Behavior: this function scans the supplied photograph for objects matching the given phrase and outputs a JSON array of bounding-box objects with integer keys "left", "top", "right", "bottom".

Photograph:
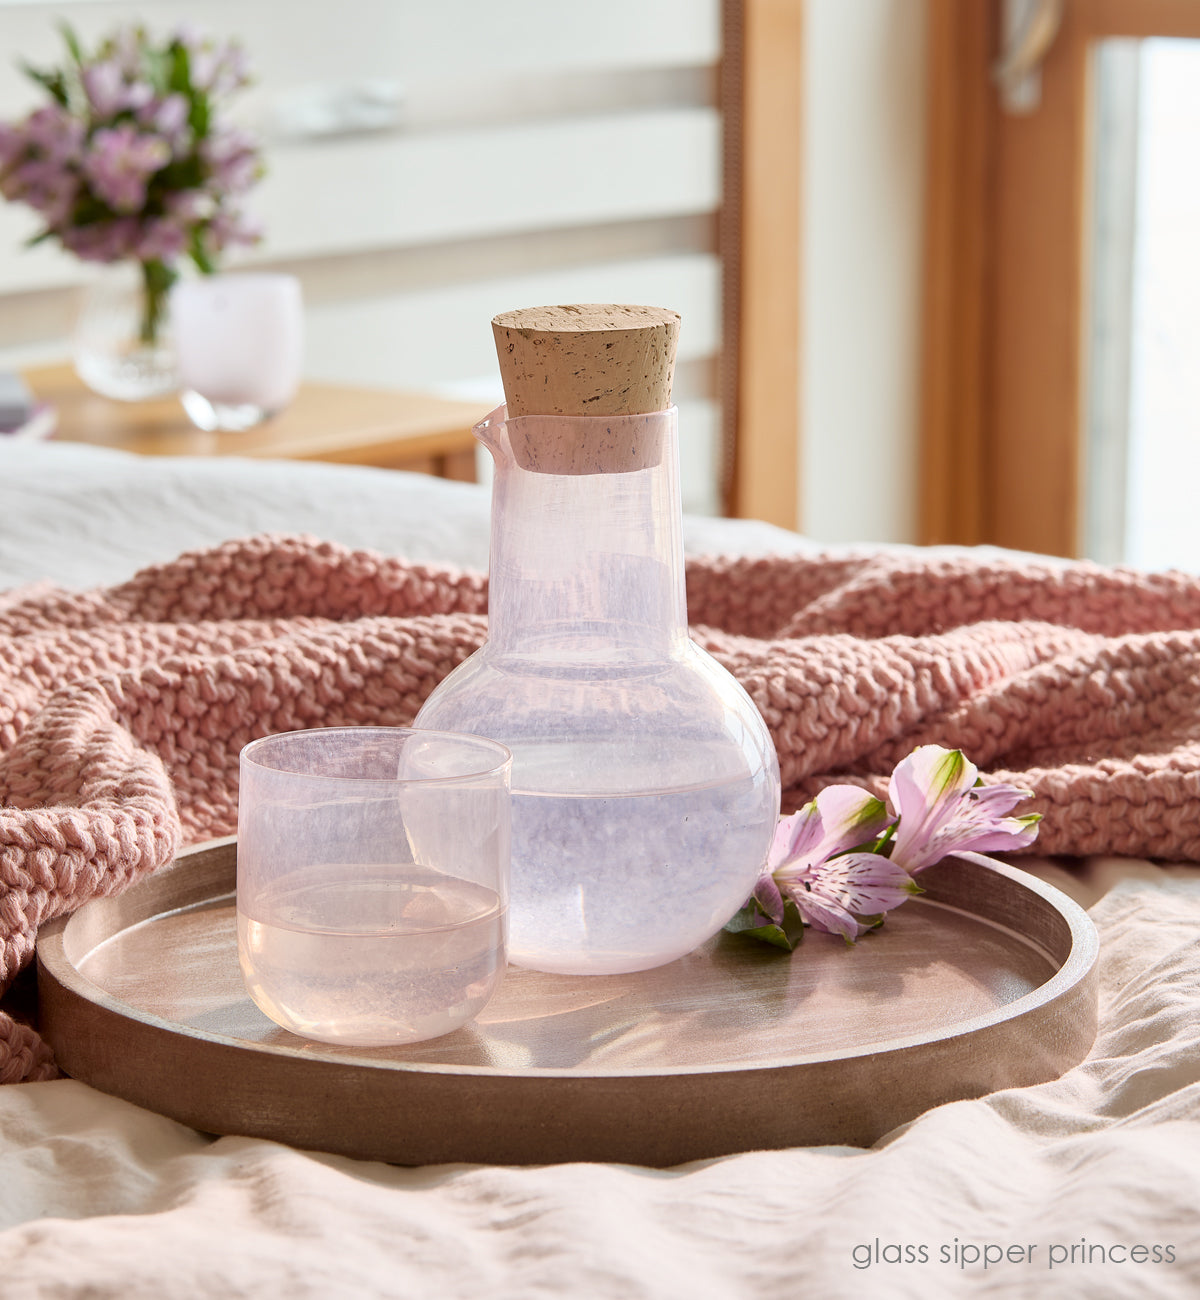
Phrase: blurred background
[{"left": 1, "top": 0, "right": 1197, "bottom": 569}]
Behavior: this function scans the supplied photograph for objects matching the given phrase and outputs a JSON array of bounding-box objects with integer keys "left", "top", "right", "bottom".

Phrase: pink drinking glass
[{"left": 237, "top": 726, "right": 512, "bottom": 1046}]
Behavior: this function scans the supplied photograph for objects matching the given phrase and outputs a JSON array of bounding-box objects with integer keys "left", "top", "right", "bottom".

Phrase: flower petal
[
  {"left": 808, "top": 785, "right": 893, "bottom": 859},
  {"left": 889, "top": 745, "right": 979, "bottom": 871},
  {"left": 769, "top": 786, "right": 893, "bottom": 880},
  {"left": 963, "top": 782, "right": 1035, "bottom": 818},
  {"left": 785, "top": 887, "right": 862, "bottom": 943},
  {"left": 781, "top": 852, "right": 919, "bottom": 943},
  {"left": 914, "top": 811, "right": 1043, "bottom": 865},
  {"left": 752, "top": 870, "right": 785, "bottom": 924},
  {"left": 807, "top": 852, "right": 922, "bottom": 915},
  {"left": 767, "top": 800, "right": 823, "bottom": 872}
]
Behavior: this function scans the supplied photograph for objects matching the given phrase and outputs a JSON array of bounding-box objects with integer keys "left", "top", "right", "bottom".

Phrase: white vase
[{"left": 72, "top": 262, "right": 178, "bottom": 401}]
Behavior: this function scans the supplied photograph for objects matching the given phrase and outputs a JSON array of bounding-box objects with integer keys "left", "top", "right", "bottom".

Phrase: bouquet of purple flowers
[{"left": 0, "top": 23, "right": 263, "bottom": 345}]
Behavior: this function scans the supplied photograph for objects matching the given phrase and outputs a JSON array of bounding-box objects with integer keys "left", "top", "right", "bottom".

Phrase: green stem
[
  {"left": 138, "top": 258, "right": 177, "bottom": 347},
  {"left": 871, "top": 822, "right": 897, "bottom": 855}
]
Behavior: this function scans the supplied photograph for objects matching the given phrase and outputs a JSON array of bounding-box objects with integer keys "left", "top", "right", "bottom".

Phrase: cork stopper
[{"left": 491, "top": 304, "right": 680, "bottom": 474}]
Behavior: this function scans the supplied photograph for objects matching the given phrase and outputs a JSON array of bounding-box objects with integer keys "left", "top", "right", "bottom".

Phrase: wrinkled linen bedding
[
  {"left": 0, "top": 860, "right": 1197, "bottom": 1299},
  {"left": 0, "top": 442, "right": 1197, "bottom": 1297}
]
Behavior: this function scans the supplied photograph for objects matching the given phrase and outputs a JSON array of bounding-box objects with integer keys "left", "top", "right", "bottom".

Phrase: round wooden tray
[{"left": 36, "top": 838, "right": 1098, "bottom": 1166}]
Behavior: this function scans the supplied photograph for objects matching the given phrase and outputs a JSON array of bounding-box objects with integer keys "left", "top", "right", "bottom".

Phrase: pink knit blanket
[{"left": 4, "top": 534, "right": 1200, "bottom": 1084}]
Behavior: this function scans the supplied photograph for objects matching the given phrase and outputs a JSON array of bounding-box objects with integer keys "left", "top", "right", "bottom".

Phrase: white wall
[{"left": 800, "top": 0, "right": 927, "bottom": 544}]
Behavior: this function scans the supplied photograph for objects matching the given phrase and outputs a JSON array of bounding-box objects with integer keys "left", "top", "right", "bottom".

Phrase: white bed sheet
[
  {"left": 1, "top": 441, "right": 1197, "bottom": 1298},
  {"left": 0, "top": 441, "right": 818, "bottom": 590},
  {"left": 0, "top": 861, "right": 1196, "bottom": 1299}
]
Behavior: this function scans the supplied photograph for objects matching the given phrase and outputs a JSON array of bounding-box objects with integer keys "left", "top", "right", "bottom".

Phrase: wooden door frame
[
  {"left": 921, "top": 0, "right": 1200, "bottom": 557},
  {"left": 721, "top": 0, "right": 803, "bottom": 528}
]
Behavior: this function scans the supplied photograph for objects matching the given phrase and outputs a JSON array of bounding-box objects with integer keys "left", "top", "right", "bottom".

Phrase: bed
[{"left": 1, "top": 438, "right": 1198, "bottom": 1298}]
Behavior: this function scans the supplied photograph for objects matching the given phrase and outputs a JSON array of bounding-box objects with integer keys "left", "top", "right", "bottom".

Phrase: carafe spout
[{"left": 473, "top": 404, "right": 511, "bottom": 466}]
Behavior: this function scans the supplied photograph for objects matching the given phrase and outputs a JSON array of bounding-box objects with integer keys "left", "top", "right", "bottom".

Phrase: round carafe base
[
  {"left": 417, "top": 656, "right": 781, "bottom": 978},
  {"left": 508, "top": 946, "right": 705, "bottom": 978},
  {"left": 497, "top": 767, "right": 778, "bottom": 976}
]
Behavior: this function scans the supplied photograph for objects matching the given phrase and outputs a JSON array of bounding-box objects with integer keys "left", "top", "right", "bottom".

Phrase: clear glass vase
[
  {"left": 415, "top": 405, "right": 781, "bottom": 975},
  {"left": 72, "top": 261, "right": 178, "bottom": 401}
]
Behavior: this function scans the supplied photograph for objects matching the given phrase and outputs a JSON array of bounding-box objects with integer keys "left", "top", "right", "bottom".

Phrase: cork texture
[{"left": 491, "top": 304, "right": 680, "bottom": 473}]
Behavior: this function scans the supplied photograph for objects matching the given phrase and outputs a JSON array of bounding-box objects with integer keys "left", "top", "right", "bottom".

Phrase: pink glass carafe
[{"left": 414, "top": 306, "right": 780, "bottom": 974}]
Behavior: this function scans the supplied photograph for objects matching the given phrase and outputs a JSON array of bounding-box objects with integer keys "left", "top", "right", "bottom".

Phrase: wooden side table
[{"left": 23, "top": 364, "right": 493, "bottom": 481}]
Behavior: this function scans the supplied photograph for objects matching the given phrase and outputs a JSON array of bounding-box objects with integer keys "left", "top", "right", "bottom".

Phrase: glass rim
[
  {"left": 239, "top": 726, "right": 512, "bottom": 786},
  {"left": 173, "top": 271, "right": 300, "bottom": 292}
]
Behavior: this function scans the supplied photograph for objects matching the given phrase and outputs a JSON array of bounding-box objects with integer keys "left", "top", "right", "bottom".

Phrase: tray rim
[{"left": 37, "top": 837, "right": 1099, "bottom": 1079}]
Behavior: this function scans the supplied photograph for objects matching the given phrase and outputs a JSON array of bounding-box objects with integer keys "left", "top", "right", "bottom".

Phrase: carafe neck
[{"left": 478, "top": 406, "right": 688, "bottom": 661}]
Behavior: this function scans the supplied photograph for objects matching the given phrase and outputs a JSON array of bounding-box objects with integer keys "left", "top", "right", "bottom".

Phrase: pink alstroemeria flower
[
  {"left": 757, "top": 786, "right": 920, "bottom": 944},
  {"left": 82, "top": 60, "right": 131, "bottom": 117},
  {"left": 83, "top": 124, "right": 171, "bottom": 213},
  {"left": 888, "top": 745, "right": 1041, "bottom": 873}
]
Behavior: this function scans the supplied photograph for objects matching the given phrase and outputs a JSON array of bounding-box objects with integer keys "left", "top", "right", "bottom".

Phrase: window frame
[
  {"left": 722, "top": 0, "right": 803, "bottom": 526},
  {"left": 919, "top": 0, "right": 1200, "bottom": 557}
]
